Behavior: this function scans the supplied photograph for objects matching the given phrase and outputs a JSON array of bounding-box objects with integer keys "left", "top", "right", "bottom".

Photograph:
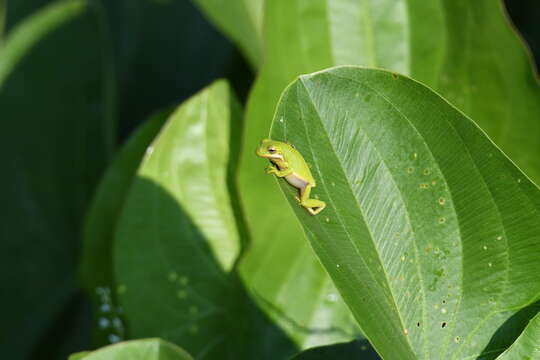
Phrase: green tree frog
[{"left": 256, "top": 139, "right": 326, "bottom": 215}]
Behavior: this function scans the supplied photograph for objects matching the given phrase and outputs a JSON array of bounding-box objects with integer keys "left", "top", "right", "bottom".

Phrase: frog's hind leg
[{"left": 299, "top": 185, "right": 326, "bottom": 215}]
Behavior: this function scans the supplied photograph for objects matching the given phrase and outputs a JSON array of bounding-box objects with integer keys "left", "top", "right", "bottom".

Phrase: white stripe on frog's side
[{"left": 285, "top": 173, "right": 309, "bottom": 189}]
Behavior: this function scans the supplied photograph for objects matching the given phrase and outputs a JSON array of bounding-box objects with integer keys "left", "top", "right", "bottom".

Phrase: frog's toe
[{"left": 302, "top": 200, "right": 326, "bottom": 215}]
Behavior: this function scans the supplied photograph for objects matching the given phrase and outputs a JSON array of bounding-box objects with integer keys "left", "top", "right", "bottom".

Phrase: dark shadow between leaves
[
  {"left": 29, "top": 289, "right": 93, "bottom": 360},
  {"left": 290, "top": 339, "right": 381, "bottom": 360},
  {"left": 0, "top": 6, "right": 112, "bottom": 359},
  {"left": 478, "top": 300, "right": 540, "bottom": 360}
]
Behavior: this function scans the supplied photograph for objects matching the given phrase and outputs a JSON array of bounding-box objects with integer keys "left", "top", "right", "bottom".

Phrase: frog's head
[{"left": 256, "top": 139, "right": 284, "bottom": 160}]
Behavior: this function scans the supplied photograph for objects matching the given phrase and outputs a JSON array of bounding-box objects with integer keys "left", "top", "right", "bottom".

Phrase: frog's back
[{"left": 281, "top": 143, "right": 316, "bottom": 185}]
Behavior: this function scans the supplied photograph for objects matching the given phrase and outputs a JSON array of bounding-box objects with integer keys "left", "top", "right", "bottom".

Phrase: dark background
[{"left": 1, "top": 0, "right": 538, "bottom": 359}]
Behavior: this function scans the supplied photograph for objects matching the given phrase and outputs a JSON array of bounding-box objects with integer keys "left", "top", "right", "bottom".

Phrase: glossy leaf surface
[
  {"left": 0, "top": 1, "right": 113, "bottom": 357},
  {"left": 71, "top": 338, "right": 193, "bottom": 360},
  {"left": 237, "top": 0, "right": 540, "bottom": 350},
  {"left": 270, "top": 66, "right": 540, "bottom": 360},
  {"left": 114, "top": 80, "right": 296, "bottom": 358},
  {"left": 192, "top": 0, "right": 263, "bottom": 68},
  {"left": 496, "top": 312, "right": 540, "bottom": 360},
  {"left": 237, "top": 0, "right": 366, "bottom": 347},
  {"left": 114, "top": 81, "right": 238, "bottom": 353}
]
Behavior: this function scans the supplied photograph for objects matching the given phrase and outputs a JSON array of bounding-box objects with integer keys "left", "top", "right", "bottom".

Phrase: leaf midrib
[
  {"left": 325, "top": 71, "right": 515, "bottom": 358},
  {"left": 336, "top": 70, "right": 540, "bottom": 359},
  {"left": 301, "top": 74, "right": 461, "bottom": 358},
  {"left": 297, "top": 78, "right": 418, "bottom": 359}
]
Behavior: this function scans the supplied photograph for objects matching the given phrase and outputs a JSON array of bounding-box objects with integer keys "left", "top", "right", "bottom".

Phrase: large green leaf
[
  {"left": 237, "top": 0, "right": 540, "bottom": 350},
  {"left": 70, "top": 338, "right": 193, "bottom": 360},
  {"left": 192, "top": 0, "right": 263, "bottom": 69},
  {"left": 496, "top": 311, "right": 540, "bottom": 360},
  {"left": 80, "top": 110, "right": 169, "bottom": 346},
  {"left": 114, "top": 80, "right": 296, "bottom": 358},
  {"left": 238, "top": 0, "right": 399, "bottom": 347},
  {"left": 0, "top": 0, "right": 114, "bottom": 357},
  {"left": 269, "top": 66, "right": 540, "bottom": 359},
  {"left": 114, "top": 80, "right": 238, "bottom": 353}
]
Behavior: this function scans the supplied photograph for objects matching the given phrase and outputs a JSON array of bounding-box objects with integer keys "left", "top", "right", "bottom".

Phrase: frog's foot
[
  {"left": 307, "top": 207, "right": 324, "bottom": 216},
  {"left": 266, "top": 165, "right": 278, "bottom": 175},
  {"left": 295, "top": 196, "right": 301, "bottom": 204},
  {"left": 301, "top": 199, "right": 326, "bottom": 216}
]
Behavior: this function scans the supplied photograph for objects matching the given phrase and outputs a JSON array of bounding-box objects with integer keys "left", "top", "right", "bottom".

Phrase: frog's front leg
[
  {"left": 299, "top": 184, "right": 326, "bottom": 215},
  {"left": 266, "top": 164, "right": 292, "bottom": 177}
]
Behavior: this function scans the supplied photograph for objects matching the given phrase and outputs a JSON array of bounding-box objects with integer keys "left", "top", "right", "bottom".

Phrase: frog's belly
[{"left": 285, "top": 173, "right": 307, "bottom": 189}]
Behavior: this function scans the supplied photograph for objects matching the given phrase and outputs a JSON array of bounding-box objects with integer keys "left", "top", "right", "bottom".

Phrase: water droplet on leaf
[
  {"left": 99, "top": 317, "right": 110, "bottom": 329},
  {"left": 109, "top": 334, "right": 121, "bottom": 343}
]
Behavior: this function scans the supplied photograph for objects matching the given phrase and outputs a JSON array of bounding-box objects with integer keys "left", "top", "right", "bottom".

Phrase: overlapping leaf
[
  {"left": 114, "top": 80, "right": 296, "bottom": 359},
  {"left": 496, "top": 311, "right": 540, "bottom": 360},
  {"left": 69, "top": 338, "right": 193, "bottom": 360},
  {"left": 271, "top": 66, "right": 540, "bottom": 360},
  {"left": 238, "top": 0, "right": 374, "bottom": 347},
  {"left": 114, "top": 81, "right": 239, "bottom": 356},
  {"left": 233, "top": 0, "right": 540, "bottom": 350}
]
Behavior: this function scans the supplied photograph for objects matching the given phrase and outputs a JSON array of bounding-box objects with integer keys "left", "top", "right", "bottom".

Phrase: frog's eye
[{"left": 268, "top": 146, "right": 277, "bottom": 153}]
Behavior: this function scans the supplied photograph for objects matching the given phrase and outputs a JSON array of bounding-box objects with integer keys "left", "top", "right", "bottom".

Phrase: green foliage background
[{"left": 1, "top": 0, "right": 539, "bottom": 359}]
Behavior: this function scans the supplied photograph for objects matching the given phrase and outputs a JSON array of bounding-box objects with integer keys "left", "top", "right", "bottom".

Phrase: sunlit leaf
[
  {"left": 237, "top": 0, "right": 540, "bottom": 350},
  {"left": 114, "top": 80, "right": 238, "bottom": 354},
  {"left": 69, "top": 351, "right": 91, "bottom": 360},
  {"left": 114, "top": 80, "right": 296, "bottom": 358},
  {"left": 70, "top": 338, "right": 193, "bottom": 360},
  {"left": 270, "top": 66, "right": 540, "bottom": 360}
]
